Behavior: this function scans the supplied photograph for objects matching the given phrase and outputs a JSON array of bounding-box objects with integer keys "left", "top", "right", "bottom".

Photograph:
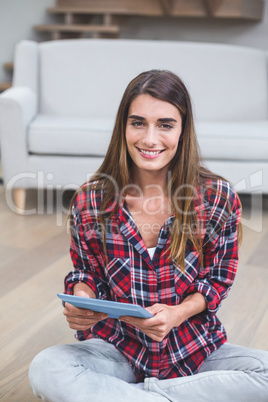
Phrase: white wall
[
  {"left": 0, "top": 0, "right": 55, "bottom": 83},
  {"left": 120, "top": 1, "right": 268, "bottom": 49},
  {"left": 0, "top": 0, "right": 267, "bottom": 83}
]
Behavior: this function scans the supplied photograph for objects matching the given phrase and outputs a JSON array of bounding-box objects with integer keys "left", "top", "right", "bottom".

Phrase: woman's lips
[{"left": 137, "top": 147, "right": 165, "bottom": 159}]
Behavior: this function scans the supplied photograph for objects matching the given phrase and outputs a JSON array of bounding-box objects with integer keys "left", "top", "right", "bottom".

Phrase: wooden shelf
[
  {"left": 0, "top": 82, "right": 12, "bottom": 92},
  {"left": 55, "top": 0, "right": 164, "bottom": 15},
  {"left": 171, "top": 0, "right": 264, "bottom": 20},
  {"left": 54, "top": 0, "right": 264, "bottom": 20},
  {"left": 47, "top": 6, "right": 162, "bottom": 16},
  {"left": 34, "top": 24, "right": 120, "bottom": 33},
  {"left": 34, "top": 24, "right": 120, "bottom": 39},
  {"left": 4, "top": 62, "right": 14, "bottom": 71}
]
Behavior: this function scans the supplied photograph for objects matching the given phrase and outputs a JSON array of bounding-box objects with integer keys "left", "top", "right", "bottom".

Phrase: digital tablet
[{"left": 57, "top": 293, "right": 154, "bottom": 319}]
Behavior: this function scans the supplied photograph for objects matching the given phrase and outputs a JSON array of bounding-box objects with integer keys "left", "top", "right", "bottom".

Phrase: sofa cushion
[
  {"left": 196, "top": 121, "right": 268, "bottom": 160},
  {"left": 28, "top": 116, "right": 268, "bottom": 161},
  {"left": 38, "top": 39, "right": 268, "bottom": 121},
  {"left": 28, "top": 115, "right": 114, "bottom": 156}
]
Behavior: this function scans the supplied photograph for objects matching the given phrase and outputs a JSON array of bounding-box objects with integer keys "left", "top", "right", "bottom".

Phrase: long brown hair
[{"left": 70, "top": 70, "right": 242, "bottom": 270}]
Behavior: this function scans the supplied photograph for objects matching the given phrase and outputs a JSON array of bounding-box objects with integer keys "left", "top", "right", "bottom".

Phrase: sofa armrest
[
  {"left": 0, "top": 86, "right": 37, "bottom": 182},
  {"left": 0, "top": 86, "right": 37, "bottom": 125},
  {"left": 13, "top": 40, "right": 39, "bottom": 92}
]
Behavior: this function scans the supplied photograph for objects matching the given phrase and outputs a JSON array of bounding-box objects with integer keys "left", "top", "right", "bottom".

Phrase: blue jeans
[{"left": 29, "top": 339, "right": 268, "bottom": 402}]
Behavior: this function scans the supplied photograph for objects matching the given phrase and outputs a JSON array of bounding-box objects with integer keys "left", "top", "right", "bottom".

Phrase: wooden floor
[{"left": 0, "top": 185, "right": 267, "bottom": 400}]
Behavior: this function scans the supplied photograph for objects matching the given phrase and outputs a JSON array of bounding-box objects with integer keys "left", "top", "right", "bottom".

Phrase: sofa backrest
[{"left": 14, "top": 39, "right": 268, "bottom": 121}]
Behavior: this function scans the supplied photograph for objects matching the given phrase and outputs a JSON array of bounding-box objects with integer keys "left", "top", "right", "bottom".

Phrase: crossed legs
[{"left": 29, "top": 340, "right": 268, "bottom": 402}]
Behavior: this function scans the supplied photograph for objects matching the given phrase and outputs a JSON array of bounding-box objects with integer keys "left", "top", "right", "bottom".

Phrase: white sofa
[{"left": 0, "top": 38, "right": 267, "bottom": 210}]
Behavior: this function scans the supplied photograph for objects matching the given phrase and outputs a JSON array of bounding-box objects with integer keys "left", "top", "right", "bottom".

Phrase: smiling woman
[
  {"left": 92, "top": 70, "right": 207, "bottom": 268},
  {"left": 125, "top": 94, "right": 183, "bottom": 249},
  {"left": 28, "top": 70, "right": 268, "bottom": 402},
  {"left": 126, "top": 94, "right": 182, "bottom": 170}
]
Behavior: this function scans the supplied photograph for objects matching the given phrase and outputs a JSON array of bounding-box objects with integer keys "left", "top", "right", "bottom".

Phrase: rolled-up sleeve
[
  {"left": 187, "top": 184, "right": 241, "bottom": 323},
  {"left": 64, "top": 203, "right": 109, "bottom": 300}
]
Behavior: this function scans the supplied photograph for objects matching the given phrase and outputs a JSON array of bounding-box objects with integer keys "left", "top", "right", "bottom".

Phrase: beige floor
[{"left": 0, "top": 185, "right": 267, "bottom": 400}]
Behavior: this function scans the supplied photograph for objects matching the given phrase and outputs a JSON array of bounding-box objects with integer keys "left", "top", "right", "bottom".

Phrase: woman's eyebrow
[
  {"left": 158, "top": 118, "right": 177, "bottom": 123},
  {"left": 128, "top": 115, "right": 177, "bottom": 123},
  {"left": 128, "top": 115, "right": 145, "bottom": 120}
]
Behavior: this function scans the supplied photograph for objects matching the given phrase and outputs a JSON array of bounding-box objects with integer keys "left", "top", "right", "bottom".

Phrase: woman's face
[{"left": 126, "top": 94, "right": 182, "bottom": 175}]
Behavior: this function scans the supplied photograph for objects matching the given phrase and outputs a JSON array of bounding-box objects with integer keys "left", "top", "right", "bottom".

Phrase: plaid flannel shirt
[{"left": 65, "top": 178, "right": 241, "bottom": 381}]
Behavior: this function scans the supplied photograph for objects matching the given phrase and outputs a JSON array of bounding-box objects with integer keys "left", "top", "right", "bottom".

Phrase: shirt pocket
[
  {"left": 173, "top": 266, "right": 192, "bottom": 298},
  {"left": 173, "top": 249, "right": 201, "bottom": 296},
  {"left": 105, "top": 258, "right": 132, "bottom": 300}
]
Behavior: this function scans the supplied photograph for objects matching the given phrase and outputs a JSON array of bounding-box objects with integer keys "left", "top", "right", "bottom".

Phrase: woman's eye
[
  {"left": 160, "top": 123, "right": 173, "bottom": 129},
  {"left": 131, "top": 121, "right": 144, "bottom": 127}
]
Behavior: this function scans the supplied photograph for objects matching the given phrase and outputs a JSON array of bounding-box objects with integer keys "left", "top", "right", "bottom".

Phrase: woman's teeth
[{"left": 140, "top": 149, "right": 162, "bottom": 155}]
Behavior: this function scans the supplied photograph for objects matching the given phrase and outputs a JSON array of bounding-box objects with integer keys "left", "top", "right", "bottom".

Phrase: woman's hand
[
  {"left": 63, "top": 284, "right": 108, "bottom": 331},
  {"left": 119, "top": 294, "right": 207, "bottom": 342},
  {"left": 119, "top": 303, "right": 186, "bottom": 342}
]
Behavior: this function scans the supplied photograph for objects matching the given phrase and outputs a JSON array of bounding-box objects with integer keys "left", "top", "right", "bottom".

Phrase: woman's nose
[{"left": 142, "top": 126, "right": 157, "bottom": 147}]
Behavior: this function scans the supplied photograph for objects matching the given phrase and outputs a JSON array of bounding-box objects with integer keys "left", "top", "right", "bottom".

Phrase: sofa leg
[{"left": 13, "top": 188, "right": 26, "bottom": 214}]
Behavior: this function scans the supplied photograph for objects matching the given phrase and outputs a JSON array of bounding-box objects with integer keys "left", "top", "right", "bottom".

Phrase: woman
[{"left": 29, "top": 70, "right": 268, "bottom": 401}]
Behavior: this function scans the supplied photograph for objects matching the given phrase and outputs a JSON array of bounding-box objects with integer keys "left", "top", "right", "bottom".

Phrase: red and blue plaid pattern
[{"left": 65, "top": 179, "right": 241, "bottom": 381}]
